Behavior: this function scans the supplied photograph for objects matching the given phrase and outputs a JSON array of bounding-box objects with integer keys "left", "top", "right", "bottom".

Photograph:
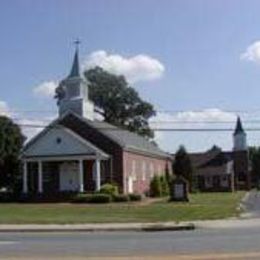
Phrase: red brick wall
[
  {"left": 60, "top": 114, "right": 172, "bottom": 194},
  {"left": 123, "top": 151, "right": 172, "bottom": 194},
  {"left": 60, "top": 114, "right": 124, "bottom": 191},
  {"left": 233, "top": 150, "right": 251, "bottom": 190}
]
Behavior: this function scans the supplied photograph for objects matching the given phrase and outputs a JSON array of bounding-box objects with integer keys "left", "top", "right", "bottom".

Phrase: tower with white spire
[
  {"left": 56, "top": 43, "right": 94, "bottom": 120},
  {"left": 233, "top": 116, "right": 247, "bottom": 151},
  {"left": 232, "top": 116, "right": 250, "bottom": 190}
]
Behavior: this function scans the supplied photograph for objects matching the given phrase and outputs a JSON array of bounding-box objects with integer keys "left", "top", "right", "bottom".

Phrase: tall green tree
[
  {"left": 84, "top": 67, "right": 156, "bottom": 139},
  {"left": 173, "top": 145, "right": 193, "bottom": 189},
  {"left": 0, "top": 116, "right": 24, "bottom": 190},
  {"left": 249, "top": 146, "right": 260, "bottom": 187}
]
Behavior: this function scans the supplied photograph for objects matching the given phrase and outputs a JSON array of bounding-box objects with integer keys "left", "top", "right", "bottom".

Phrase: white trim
[
  {"left": 38, "top": 161, "right": 43, "bottom": 193},
  {"left": 22, "top": 111, "right": 109, "bottom": 159},
  {"left": 60, "top": 127, "right": 109, "bottom": 158},
  {"left": 79, "top": 159, "right": 84, "bottom": 192},
  {"left": 23, "top": 162, "right": 28, "bottom": 193},
  {"left": 24, "top": 155, "right": 103, "bottom": 162},
  {"left": 95, "top": 159, "right": 101, "bottom": 191},
  {"left": 142, "top": 161, "right": 146, "bottom": 181}
]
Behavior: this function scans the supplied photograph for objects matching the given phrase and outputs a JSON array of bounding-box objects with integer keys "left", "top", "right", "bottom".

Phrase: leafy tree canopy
[
  {"left": 0, "top": 116, "right": 25, "bottom": 188},
  {"left": 173, "top": 145, "right": 193, "bottom": 182},
  {"left": 249, "top": 146, "right": 260, "bottom": 186},
  {"left": 84, "top": 67, "right": 156, "bottom": 139}
]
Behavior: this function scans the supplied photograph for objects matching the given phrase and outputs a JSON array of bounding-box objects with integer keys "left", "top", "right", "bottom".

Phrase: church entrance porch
[{"left": 22, "top": 156, "right": 108, "bottom": 196}]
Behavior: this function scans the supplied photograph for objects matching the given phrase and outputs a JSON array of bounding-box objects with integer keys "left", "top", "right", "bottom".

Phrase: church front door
[{"left": 59, "top": 162, "right": 79, "bottom": 192}]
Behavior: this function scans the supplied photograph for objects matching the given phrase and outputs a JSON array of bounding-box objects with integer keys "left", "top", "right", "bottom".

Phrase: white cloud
[
  {"left": 240, "top": 41, "right": 260, "bottom": 62},
  {"left": 83, "top": 50, "right": 165, "bottom": 83},
  {"left": 33, "top": 81, "right": 57, "bottom": 98},
  {"left": 0, "top": 101, "right": 11, "bottom": 116},
  {"left": 0, "top": 99, "right": 55, "bottom": 142},
  {"left": 17, "top": 118, "right": 45, "bottom": 141},
  {"left": 150, "top": 108, "right": 236, "bottom": 128},
  {"left": 17, "top": 115, "right": 55, "bottom": 142},
  {"left": 150, "top": 108, "right": 237, "bottom": 152}
]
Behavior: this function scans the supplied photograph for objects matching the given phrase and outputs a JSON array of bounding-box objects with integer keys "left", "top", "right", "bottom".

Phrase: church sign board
[{"left": 170, "top": 176, "right": 189, "bottom": 202}]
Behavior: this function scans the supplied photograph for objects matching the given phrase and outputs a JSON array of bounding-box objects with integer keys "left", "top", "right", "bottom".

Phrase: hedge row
[{"left": 72, "top": 193, "right": 142, "bottom": 203}]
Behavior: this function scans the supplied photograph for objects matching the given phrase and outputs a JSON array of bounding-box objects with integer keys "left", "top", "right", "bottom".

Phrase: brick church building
[
  {"left": 189, "top": 117, "right": 251, "bottom": 192},
  {"left": 21, "top": 48, "right": 172, "bottom": 195}
]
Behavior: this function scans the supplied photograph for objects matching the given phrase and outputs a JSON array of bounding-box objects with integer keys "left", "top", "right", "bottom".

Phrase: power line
[
  {"left": 16, "top": 123, "right": 260, "bottom": 132},
  {"left": 6, "top": 108, "right": 260, "bottom": 114},
  {"left": 12, "top": 118, "right": 260, "bottom": 124}
]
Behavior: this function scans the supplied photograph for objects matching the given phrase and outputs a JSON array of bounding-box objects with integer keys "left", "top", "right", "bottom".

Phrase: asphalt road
[{"left": 1, "top": 226, "right": 260, "bottom": 259}]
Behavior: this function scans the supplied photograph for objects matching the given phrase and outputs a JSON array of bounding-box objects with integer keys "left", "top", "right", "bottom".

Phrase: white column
[
  {"left": 79, "top": 159, "right": 84, "bottom": 193},
  {"left": 38, "top": 161, "right": 43, "bottom": 193},
  {"left": 23, "top": 161, "right": 28, "bottom": 193},
  {"left": 95, "top": 159, "right": 101, "bottom": 191}
]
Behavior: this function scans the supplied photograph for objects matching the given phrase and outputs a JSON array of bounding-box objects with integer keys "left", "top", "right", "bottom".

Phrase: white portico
[{"left": 21, "top": 123, "right": 109, "bottom": 194}]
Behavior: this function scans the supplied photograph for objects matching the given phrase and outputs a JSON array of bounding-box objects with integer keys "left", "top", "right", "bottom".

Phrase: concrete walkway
[
  {"left": 0, "top": 222, "right": 195, "bottom": 232},
  {"left": 240, "top": 190, "right": 260, "bottom": 218},
  {"left": 3, "top": 217, "right": 260, "bottom": 232}
]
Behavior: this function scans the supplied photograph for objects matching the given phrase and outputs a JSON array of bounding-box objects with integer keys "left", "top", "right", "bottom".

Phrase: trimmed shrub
[
  {"left": 160, "top": 175, "right": 170, "bottom": 196},
  {"left": 72, "top": 193, "right": 111, "bottom": 203},
  {"left": 113, "top": 194, "right": 129, "bottom": 202},
  {"left": 0, "top": 192, "right": 15, "bottom": 202},
  {"left": 90, "top": 193, "right": 111, "bottom": 203},
  {"left": 99, "top": 183, "right": 119, "bottom": 196},
  {"left": 72, "top": 193, "right": 93, "bottom": 203},
  {"left": 129, "top": 193, "right": 142, "bottom": 201},
  {"left": 149, "top": 175, "right": 162, "bottom": 197}
]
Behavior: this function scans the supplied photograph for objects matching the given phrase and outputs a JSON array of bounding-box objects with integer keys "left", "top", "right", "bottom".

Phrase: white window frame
[
  {"left": 150, "top": 163, "right": 154, "bottom": 178},
  {"left": 131, "top": 160, "right": 137, "bottom": 181},
  {"left": 142, "top": 161, "right": 146, "bottom": 181}
]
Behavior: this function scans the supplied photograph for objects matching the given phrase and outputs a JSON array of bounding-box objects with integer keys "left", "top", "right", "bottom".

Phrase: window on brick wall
[
  {"left": 157, "top": 164, "right": 162, "bottom": 175},
  {"left": 142, "top": 161, "right": 146, "bottom": 181},
  {"left": 150, "top": 163, "right": 154, "bottom": 178},
  {"left": 131, "top": 160, "right": 137, "bottom": 181}
]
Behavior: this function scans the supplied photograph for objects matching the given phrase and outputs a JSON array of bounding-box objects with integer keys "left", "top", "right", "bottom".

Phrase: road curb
[{"left": 0, "top": 223, "right": 195, "bottom": 233}]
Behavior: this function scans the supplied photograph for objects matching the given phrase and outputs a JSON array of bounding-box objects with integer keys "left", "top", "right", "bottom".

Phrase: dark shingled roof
[
  {"left": 188, "top": 146, "right": 233, "bottom": 176},
  {"left": 60, "top": 112, "right": 171, "bottom": 159}
]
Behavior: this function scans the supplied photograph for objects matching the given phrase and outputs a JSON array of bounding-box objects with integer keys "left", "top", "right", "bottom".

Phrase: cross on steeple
[{"left": 74, "top": 39, "right": 81, "bottom": 50}]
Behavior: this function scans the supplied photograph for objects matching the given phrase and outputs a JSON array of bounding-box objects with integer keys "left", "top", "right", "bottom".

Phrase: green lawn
[{"left": 0, "top": 192, "right": 245, "bottom": 224}]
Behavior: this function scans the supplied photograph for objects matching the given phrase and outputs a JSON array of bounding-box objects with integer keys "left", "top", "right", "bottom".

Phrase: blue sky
[{"left": 1, "top": 0, "right": 260, "bottom": 152}]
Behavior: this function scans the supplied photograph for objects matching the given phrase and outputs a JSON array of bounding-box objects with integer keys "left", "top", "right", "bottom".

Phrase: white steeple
[
  {"left": 55, "top": 43, "right": 94, "bottom": 120},
  {"left": 233, "top": 116, "right": 247, "bottom": 151}
]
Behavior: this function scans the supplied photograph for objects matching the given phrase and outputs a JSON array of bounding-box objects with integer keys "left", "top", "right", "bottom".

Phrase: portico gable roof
[{"left": 22, "top": 122, "right": 109, "bottom": 160}]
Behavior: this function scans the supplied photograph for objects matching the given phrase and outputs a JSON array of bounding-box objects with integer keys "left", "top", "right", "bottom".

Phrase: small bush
[
  {"left": 113, "top": 194, "right": 129, "bottom": 202},
  {"left": 72, "top": 193, "right": 111, "bottom": 203},
  {"left": 99, "top": 183, "right": 119, "bottom": 196},
  {"left": 129, "top": 193, "right": 142, "bottom": 201},
  {"left": 150, "top": 175, "right": 162, "bottom": 197},
  {"left": 0, "top": 192, "right": 15, "bottom": 202},
  {"left": 90, "top": 193, "right": 111, "bottom": 203},
  {"left": 160, "top": 175, "right": 170, "bottom": 196},
  {"left": 71, "top": 194, "right": 92, "bottom": 203}
]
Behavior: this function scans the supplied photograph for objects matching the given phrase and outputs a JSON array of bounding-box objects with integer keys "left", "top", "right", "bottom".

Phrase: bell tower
[
  {"left": 233, "top": 116, "right": 247, "bottom": 151},
  {"left": 232, "top": 116, "right": 250, "bottom": 190},
  {"left": 55, "top": 41, "right": 94, "bottom": 120}
]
